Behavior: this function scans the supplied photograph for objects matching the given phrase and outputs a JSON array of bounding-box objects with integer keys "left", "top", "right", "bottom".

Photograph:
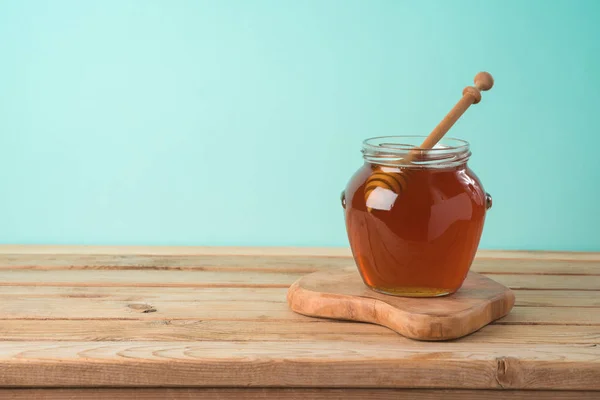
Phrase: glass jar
[{"left": 341, "top": 135, "right": 492, "bottom": 297}]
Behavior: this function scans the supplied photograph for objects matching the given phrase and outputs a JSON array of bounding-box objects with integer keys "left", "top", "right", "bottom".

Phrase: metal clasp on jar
[{"left": 486, "top": 192, "right": 493, "bottom": 210}]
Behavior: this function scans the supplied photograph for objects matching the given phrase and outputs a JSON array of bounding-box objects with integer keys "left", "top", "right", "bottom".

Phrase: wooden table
[{"left": 0, "top": 246, "right": 598, "bottom": 399}]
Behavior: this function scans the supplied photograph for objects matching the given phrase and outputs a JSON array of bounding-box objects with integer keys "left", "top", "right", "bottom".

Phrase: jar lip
[{"left": 361, "top": 135, "right": 471, "bottom": 168}]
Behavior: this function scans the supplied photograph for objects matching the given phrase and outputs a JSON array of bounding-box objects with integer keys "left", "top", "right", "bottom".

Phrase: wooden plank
[
  {"left": 515, "top": 290, "right": 600, "bottom": 307},
  {"left": 0, "top": 286, "right": 285, "bottom": 301},
  {"left": 0, "top": 304, "right": 594, "bottom": 325},
  {"left": 475, "top": 250, "right": 600, "bottom": 261},
  {"left": 491, "top": 275, "right": 600, "bottom": 290},
  {"left": 0, "top": 269, "right": 304, "bottom": 287},
  {"left": 0, "top": 320, "right": 597, "bottom": 344},
  {"left": 0, "top": 388, "right": 598, "bottom": 400},
  {"left": 0, "top": 341, "right": 596, "bottom": 389},
  {"left": 1, "top": 255, "right": 599, "bottom": 276},
  {"left": 0, "top": 319, "right": 398, "bottom": 341},
  {"left": 0, "top": 245, "right": 598, "bottom": 261},
  {"left": 0, "top": 286, "right": 597, "bottom": 308},
  {"left": 0, "top": 287, "right": 598, "bottom": 323},
  {"left": 0, "top": 254, "right": 351, "bottom": 272},
  {"left": 0, "top": 247, "right": 596, "bottom": 394},
  {"left": 469, "top": 325, "right": 600, "bottom": 343},
  {"left": 473, "top": 259, "right": 600, "bottom": 275},
  {"left": 0, "top": 269, "right": 599, "bottom": 289},
  {"left": 497, "top": 307, "right": 600, "bottom": 325},
  {"left": 0, "top": 297, "right": 304, "bottom": 320}
]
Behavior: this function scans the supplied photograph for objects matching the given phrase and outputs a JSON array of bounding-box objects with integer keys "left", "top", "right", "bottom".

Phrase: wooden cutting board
[{"left": 287, "top": 267, "right": 515, "bottom": 341}]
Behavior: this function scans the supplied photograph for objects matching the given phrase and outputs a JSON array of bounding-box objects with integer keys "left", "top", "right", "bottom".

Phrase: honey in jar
[{"left": 342, "top": 136, "right": 492, "bottom": 297}]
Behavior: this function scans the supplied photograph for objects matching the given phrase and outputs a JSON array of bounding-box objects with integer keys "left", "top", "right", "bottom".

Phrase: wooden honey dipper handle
[{"left": 418, "top": 72, "right": 494, "bottom": 152}]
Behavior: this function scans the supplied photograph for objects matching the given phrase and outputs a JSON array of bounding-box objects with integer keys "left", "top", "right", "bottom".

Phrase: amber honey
[{"left": 343, "top": 136, "right": 490, "bottom": 297}]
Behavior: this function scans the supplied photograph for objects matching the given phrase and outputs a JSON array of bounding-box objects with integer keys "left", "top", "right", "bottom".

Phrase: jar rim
[{"left": 361, "top": 135, "right": 471, "bottom": 168}]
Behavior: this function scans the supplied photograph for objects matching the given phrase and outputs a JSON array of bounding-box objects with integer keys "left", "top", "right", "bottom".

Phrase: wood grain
[
  {"left": 1, "top": 388, "right": 598, "bottom": 400},
  {"left": 0, "top": 341, "right": 597, "bottom": 389},
  {"left": 288, "top": 268, "right": 515, "bottom": 340},
  {"left": 0, "top": 269, "right": 304, "bottom": 287},
  {"left": 0, "top": 245, "right": 598, "bottom": 260},
  {"left": 0, "top": 320, "right": 598, "bottom": 344},
  {"left": 491, "top": 274, "right": 600, "bottom": 290},
  {"left": 0, "top": 287, "right": 598, "bottom": 324},
  {"left": 473, "top": 258, "right": 600, "bottom": 275},
  {"left": 513, "top": 290, "right": 600, "bottom": 307},
  {"left": 1, "top": 254, "right": 599, "bottom": 275},
  {"left": 0, "top": 254, "right": 351, "bottom": 272},
  {"left": 1, "top": 306, "right": 591, "bottom": 325},
  {"left": 0, "top": 269, "right": 598, "bottom": 289},
  {"left": 0, "top": 286, "right": 597, "bottom": 307},
  {"left": 0, "top": 246, "right": 596, "bottom": 393}
]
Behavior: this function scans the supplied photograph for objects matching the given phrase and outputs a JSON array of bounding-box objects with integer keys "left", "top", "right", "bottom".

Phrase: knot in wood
[{"left": 128, "top": 303, "right": 157, "bottom": 313}]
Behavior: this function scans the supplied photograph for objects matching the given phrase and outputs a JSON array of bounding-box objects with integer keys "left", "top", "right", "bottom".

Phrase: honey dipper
[{"left": 365, "top": 72, "right": 494, "bottom": 211}]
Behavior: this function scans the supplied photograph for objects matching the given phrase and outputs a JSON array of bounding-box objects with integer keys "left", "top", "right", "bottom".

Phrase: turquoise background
[{"left": 1, "top": 0, "right": 599, "bottom": 250}]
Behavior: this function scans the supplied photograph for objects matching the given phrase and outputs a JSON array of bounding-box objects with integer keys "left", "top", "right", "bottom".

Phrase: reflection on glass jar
[{"left": 342, "top": 136, "right": 492, "bottom": 297}]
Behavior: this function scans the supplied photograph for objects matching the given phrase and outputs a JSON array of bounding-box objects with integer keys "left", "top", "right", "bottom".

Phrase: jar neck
[{"left": 361, "top": 136, "right": 471, "bottom": 169}]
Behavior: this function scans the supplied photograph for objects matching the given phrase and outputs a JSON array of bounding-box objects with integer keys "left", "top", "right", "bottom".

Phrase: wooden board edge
[
  {"left": 287, "top": 272, "right": 516, "bottom": 341},
  {"left": 0, "top": 388, "right": 598, "bottom": 400},
  {"left": 0, "top": 245, "right": 598, "bottom": 261}
]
